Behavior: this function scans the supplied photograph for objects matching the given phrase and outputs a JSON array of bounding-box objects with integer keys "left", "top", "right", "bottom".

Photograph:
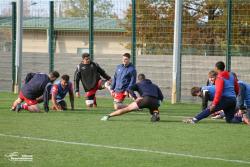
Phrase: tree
[
  {"left": 183, "top": 0, "right": 226, "bottom": 56},
  {"left": 63, "top": 0, "right": 115, "bottom": 18},
  {"left": 124, "top": 0, "right": 175, "bottom": 55},
  {"left": 124, "top": 0, "right": 250, "bottom": 56},
  {"left": 184, "top": 0, "right": 250, "bottom": 56}
]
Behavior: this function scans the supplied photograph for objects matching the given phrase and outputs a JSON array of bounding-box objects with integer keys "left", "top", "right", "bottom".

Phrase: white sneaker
[
  {"left": 101, "top": 115, "right": 110, "bottom": 121},
  {"left": 183, "top": 118, "right": 196, "bottom": 124}
]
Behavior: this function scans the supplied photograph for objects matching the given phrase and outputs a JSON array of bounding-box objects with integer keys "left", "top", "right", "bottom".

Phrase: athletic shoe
[
  {"left": 151, "top": 112, "right": 160, "bottom": 122},
  {"left": 183, "top": 118, "right": 196, "bottom": 124},
  {"left": 101, "top": 115, "right": 110, "bottom": 121},
  {"left": 15, "top": 104, "right": 22, "bottom": 112}
]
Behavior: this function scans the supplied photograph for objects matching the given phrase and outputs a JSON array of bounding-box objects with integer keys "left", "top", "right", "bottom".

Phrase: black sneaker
[
  {"left": 15, "top": 104, "right": 22, "bottom": 112},
  {"left": 151, "top": 112, "right": 160, "bottom": 122}
]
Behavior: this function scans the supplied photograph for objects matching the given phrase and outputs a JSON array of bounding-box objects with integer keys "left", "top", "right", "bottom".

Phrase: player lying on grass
[
  {"left": 11, "top": 71, "right": 60, "bottom": 112},
  {"left": 101, "top": 73, "right": 164, "bottom": 122},
  {"left": 109, "top": 53, "right": 137, "bottom": 110},
  {"left": 183, "top": 61, "right": 242, "bottom": 124},
  {"left": 74, "top": 53, "right": 111, "bottom": 108},
  {"left": 42, "top": 74, "right": 74, "bottom": 112}
]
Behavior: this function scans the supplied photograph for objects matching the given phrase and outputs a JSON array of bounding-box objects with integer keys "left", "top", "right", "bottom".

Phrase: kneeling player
[
  {"left": 101, "top": 74, "right": 164, "bottom": 122},
  {"left": 183, "top": 61, "right": 241, "bottom": 124},
  {"left": 43, "top": 74, "right": 74, "bottom": 111},
  {"left": 190, "top": 86, "right": 225, "bottom": 119},
  {"left": 74, "top": 53, "right": 111, "bottom": 108},
  {"left": 11, "top": 71, "right": 60, "bottom": 112}
]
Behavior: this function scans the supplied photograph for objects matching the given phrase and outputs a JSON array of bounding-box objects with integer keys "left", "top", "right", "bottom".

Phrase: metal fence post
[
  {"left": 226, "top": 0, "right": 232, "bottom": 71},
  {"left": 131, "top": 0, "right": 136, "bottom": 66},
  {"left": 89, "top": 0, "right": 94, "bottom": 60},
  {"left": 172, "top": 0, "right": 183, "bottom": 103},
  {"left": 49, "top": 1, "right": 54, "bottom": 72},
  {"left": 12, "top": 1, "right": 16, "bottom": 92},
  {"left": 14, "top": 0, "right": 23, "bottom": 94}
]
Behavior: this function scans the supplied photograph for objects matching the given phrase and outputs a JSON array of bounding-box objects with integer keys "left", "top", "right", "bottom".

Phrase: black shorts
[{"left": 136, "top": 96, "right": 160, "bottom": 112}]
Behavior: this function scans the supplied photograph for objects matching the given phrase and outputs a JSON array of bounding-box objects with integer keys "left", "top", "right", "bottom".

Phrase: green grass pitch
[{"left": 0, "top": 92, "right": 250, "bottom": 167}]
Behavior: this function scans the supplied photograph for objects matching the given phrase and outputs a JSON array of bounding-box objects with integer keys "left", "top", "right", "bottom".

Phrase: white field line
[{"left": 0, "top": 133, "right": 250, "bottom": 165}]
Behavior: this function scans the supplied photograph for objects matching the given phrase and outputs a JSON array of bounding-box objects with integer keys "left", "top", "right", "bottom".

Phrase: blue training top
[
  {"left": 201, "top": 85, "right": 215, "bottom": 101},
  {"left": 222, "top": 73, "right": 236, "bottom": 98},
  {"left": 51, "top": 81, "right": 73, "bottom": 101}
]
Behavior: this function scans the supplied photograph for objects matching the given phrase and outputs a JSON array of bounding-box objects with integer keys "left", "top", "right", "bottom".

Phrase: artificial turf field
[{"left": 0, "top": 92, "right": 249, "bottom": 167}]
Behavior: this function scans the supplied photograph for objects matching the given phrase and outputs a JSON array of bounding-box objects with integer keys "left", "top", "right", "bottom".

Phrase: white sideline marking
[{"left": 1, "top": 133, "right": 250, "bottom": 165}]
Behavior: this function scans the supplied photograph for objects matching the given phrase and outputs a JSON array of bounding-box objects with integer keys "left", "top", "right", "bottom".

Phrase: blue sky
[{"left": 0, "top": 0, "right": 131, "bottom": 18}]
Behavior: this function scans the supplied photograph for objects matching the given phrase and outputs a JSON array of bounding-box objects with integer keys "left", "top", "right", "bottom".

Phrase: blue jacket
[
  {"left": 111, "top": 63, "right": 137, "bottom": 92},
  {"left": 128, "top": 79, "right": 164, "bottom": 101}
]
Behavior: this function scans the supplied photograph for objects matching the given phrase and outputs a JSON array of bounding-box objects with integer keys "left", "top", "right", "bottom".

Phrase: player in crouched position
[
  {"left": 43, "top": 74, "right": 74, "bottom": 111},
  {"left": 101, "top": 74, "right": 164, "bottom": 122},
  {"left": 11, "top": 71, "right": 60, "bottom": 112},
  {"left": 74, "top": 53, "right": 111, "bottom": 108},
  {"left": 183, "top": 61, "right": 240, "bottom": 124}
]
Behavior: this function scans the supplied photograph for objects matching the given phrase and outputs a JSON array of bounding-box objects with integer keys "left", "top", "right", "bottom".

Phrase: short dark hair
[
  {"left": 215, "top": 61, "right": 225, "bottom": 71},
  {"left": 138, "top": 73, "right": 146, "bottom": 81},
  {"left": 82, "top": 53, "right": 90, "bottom": 59},
  {"left": 50, "top": 71, "right": 60, "bottom": 78},
  {"left": 61, "top": 74, "right": 70, "bottom": 82},
  {"left": 191, "top": 87, "right": 201, "bottom": 96},
  {"left": 123, "top": 53, "right": 131, "bottom": 59}
]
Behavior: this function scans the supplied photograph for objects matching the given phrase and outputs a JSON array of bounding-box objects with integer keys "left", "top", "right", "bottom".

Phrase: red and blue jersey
[
  {"left": 51, "top": 81, "right": 73, "bottom": 101},
  {"left": 212, "top": 71, "right": 239, "bottom": 106}
]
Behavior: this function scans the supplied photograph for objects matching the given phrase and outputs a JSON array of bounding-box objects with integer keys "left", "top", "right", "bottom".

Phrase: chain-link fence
[{"left": 0, "top": 0, "right": 250, "bottom": 102}]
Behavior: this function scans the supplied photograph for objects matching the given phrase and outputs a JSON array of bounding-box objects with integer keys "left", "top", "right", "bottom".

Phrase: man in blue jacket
[
  {"left": 101, "top": 74, "right": 164, "bottom": 122},
  {"left": 110, "top": 53, "right": 137, "bottom": 109}
]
